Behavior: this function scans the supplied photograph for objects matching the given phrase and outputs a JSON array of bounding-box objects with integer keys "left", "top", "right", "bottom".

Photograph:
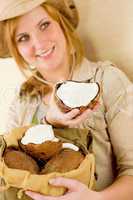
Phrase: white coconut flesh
[
  {"left": 21, "top": 125, "right": 80, "bottom": 151},
  {"left": 62, "top": 143, "right": 79, "bottom": 151},
  {"left": 56, "top": 82, "right": 99, "bottom": 108},
  {"left": 21, "top": 124, "right": 59, "bottom": 145}
]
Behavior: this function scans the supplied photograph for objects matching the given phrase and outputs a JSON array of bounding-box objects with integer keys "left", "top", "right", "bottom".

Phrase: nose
[{"left": 31, "top": 32, "right": 44, "bottom": 51}]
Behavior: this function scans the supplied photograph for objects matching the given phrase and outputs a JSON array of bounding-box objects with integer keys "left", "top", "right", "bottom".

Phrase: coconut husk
[
  {"left": 40, "top": 149, "right": 84, "bottom": 174},
  {"left": 4, "top": 148, "right": 39, "bottom": 174},
  {"left": 19, "top": 140, "right": 62, "bottom": 160}
]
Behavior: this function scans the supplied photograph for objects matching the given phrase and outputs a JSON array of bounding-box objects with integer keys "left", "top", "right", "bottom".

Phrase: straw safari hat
[{"left": 0, "top": 0, "right": 79, "bottom": 58}]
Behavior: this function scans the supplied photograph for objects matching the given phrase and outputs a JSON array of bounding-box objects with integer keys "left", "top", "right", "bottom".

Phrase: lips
[{"left": 36, "top": 46, "right": 55, "bottom": 59}]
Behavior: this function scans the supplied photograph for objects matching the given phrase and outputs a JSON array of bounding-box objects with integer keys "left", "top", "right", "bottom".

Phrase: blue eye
[{"left": 40, "top": 21, "right": 50, "bottom": 31}]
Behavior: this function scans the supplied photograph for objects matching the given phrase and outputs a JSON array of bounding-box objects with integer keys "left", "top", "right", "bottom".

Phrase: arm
[
  {"left": 25, "top": 176, "right": 133, "bottom": 200},
  {"left": 26, "top": 65, "right": 133, "bottom": 200},
  {"left": 26, "top": 64, "right": 133, "bottom": 200},
  {"left": 5, "top": 93, "right": 20, "bottom": 133},
  {"left": 100, "top": 175, "right": 133, "bottom": 200},
  {"left": 5, "top": 91, "right": 39, "bottom": 133},
  {"left": 100, "top": 65, "right": 133, "bottom": 199}
]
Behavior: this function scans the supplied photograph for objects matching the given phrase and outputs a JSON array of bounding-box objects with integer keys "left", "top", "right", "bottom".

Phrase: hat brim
[{"left": 0, "top": 0, "right": 47, "bottom": 21}]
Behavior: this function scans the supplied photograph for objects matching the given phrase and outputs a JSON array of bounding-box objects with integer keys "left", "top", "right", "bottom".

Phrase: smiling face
[{"left": 15, "top": 6, "right": 68, "bottom": 79}]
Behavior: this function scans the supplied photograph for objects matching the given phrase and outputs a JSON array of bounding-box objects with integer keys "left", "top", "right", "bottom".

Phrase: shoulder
[
  {"left": 11, "top": 81, "right": 41, "bottom": 109},
  {"left": 99, "top": 61, "right": 130, "bottom": 82},
  {"left": 7, "top": 83, "right": 41, "bottom": 121},
  {"left": 5, "top": 86, "right": 41, "bottom": 132},
  {"left": 77, "top": 58, "right": 130, "bottom": 84},
  {"left": 19, "top": 76, "right": 44, "bottom": 98},
  {"left": 81, "top": 58, "right": 132, "bottom": 99},
  {"left": 96, "top": 61, "right": 132, "bottom": 115},
  {"left": 97, "top": 61, "right": 132, "bottom": 94},
  {"left": 78, "top": 58, "right": 118, "bottom": 78}
]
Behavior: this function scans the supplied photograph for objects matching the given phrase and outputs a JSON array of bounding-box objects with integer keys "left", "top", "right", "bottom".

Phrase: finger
[
  {"left": 49, "top": 177, "right": 84, "bottom": 192},
  {"left": 25, "top": 191, "right": 58, "bottom": 200},
  {"left": 92, "top": 102, "right": 100, "bottom": 111},
  {"left": 65, "top": 109, "right": 80, "bottom": 120},
  {"left": 66, "top": 108, "right": 92, "bottom": 126}
]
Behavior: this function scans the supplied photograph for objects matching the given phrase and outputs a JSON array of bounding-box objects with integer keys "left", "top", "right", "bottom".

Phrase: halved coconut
[
  {"left": 21, "top": 125, "right": 59, "bottom": 145},
  {"left": 19, "top": 125, "right": 80, "bottom": 161},
  {"left": 19, "top": 125, "right": 62, "bottom": 160},
  {"left": 55, "top": 80, "right": 100, "bottom": 112}
]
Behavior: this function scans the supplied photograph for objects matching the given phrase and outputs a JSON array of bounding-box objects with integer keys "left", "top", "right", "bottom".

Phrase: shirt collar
[{"left": 72, "top": 58, "right": 97, "bottom": 82}]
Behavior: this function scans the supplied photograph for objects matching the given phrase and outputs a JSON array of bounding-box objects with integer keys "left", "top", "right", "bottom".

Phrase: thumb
[{"left": 49, "top": 177, "right": 83, "bottom": 192}]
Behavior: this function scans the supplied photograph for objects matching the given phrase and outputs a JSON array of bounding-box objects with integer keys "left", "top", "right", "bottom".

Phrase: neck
[
  {"left": 39, "top": 57, "right": 71, "bottom": 84},
  {"left": 45, "top": 67, "right": 70, "bottom": 83}
]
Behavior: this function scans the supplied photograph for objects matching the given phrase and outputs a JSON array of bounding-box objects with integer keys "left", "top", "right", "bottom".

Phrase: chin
[{"left": 42, "top": 62, "right": 62, "bottom": 71}]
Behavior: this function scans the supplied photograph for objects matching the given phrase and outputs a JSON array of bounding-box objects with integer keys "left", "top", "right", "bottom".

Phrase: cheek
[
  {"left": 51, "top": 24, "right": 67, "bottom": 48},
  {"left": 56, "top": 32, "right": 67, "bottom": 54},
  {"left": 17, "top": 45, "right": 33, "bottom": 59}
]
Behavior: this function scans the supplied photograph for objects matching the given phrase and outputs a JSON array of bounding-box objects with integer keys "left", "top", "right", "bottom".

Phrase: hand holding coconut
[
  {"left": 26, "top": 177, "right": 102, "bottom": 200},
  {"left": 45, "top": 80, "right": 100, "bottom": 128}
]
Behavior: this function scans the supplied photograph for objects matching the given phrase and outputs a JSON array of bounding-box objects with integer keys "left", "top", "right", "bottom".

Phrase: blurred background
[{"left": 0, "top": 59, "right": 24, "bottom": 132}]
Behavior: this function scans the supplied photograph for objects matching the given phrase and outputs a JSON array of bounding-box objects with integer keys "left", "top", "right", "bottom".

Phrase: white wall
[
  {"left": 75, "top": 0, "right": 133, "bottom": 81},
  {"left": 0, "top": 58, "right": 25, "bottom": 133}
]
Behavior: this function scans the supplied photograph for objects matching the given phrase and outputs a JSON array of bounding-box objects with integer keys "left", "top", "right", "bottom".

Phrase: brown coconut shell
[
  {"left": 19, "top": 140, "right": 63, "bottom": 161},
  {"left": 40, "top": 149, "right": 84, "bottom": 174},
  {"left": 54, "top": 80, "right": 100, "bottom": 113},
  {"left": 4, "top": 148, "right": 39, "bottom": 174}
]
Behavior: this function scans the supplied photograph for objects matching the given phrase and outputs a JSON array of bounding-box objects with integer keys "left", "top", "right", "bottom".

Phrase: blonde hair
[{"left": 4, "top": 3, "right": 84, "bottom": 97}]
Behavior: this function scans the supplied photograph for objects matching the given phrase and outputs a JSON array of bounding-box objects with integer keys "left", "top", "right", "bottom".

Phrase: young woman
[{"left": 0, "top": 0, "right": 133, "bottom": 200}]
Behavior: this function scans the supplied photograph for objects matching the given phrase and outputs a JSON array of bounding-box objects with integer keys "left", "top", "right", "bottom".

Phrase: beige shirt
[{"left": 4, "top": 58, "right": 133, "bottom": 191}]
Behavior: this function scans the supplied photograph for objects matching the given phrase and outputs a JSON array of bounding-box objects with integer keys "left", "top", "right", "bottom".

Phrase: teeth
[{"left": 37, "top": 47, "right": 54, "bottom": 57}]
